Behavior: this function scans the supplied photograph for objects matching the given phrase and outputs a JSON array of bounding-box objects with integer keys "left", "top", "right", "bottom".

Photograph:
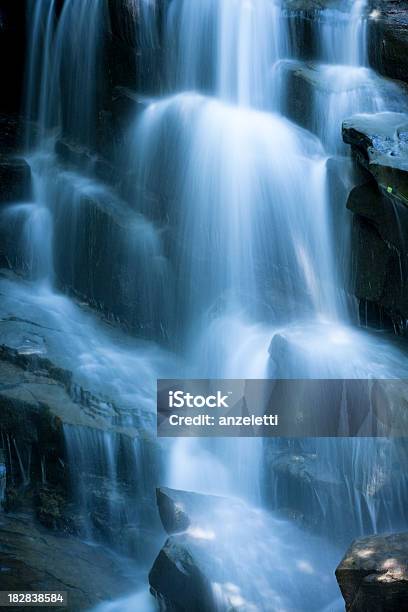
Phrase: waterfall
[
  {"left": 117, "top": 2, "right": 408, "bottom": 607},
  {"left": 25, "top": 0, "right": 108, "bottom": 147},
  {"left": 6, "top": 0, "right": 408, "bottom": 610}
]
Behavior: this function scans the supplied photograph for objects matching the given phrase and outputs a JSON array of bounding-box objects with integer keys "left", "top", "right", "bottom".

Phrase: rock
[
  {"left": 368, "top": 1, "right": 408, "bottom": 85},
  {"left": 336, "top": 532, "right": 408, "bottom": 611},
  {"left": 352, "top": 214, "right": 397, "bottom": 304},
  {"left": 0, "top": 512, "right": 140, "bottom": 611},
  {"left": 279, "top": 63, "right": 406, "bottom": 153},
  {"left": 0, "top": 113, "right": 27, "bottom": 156},
  {"left": 343, "top": 113, "right": 408, "bottom": 330},
  {"left": 111, "top": 86, "right": 152, "bottom": 139},
  {"left": 0, "top": 274, "right": 161, "bottom": 551},
  {"left": 150, "top": 487, "right": 255, "bottom": 610},
  {"left": 149, "top": 535, "right": 215, "bottom": 612},
  {"left": 55, "top": 139, "right": 117, "bottom": 185},
  {"left": 48, "top": 175, "right": 171, "bottom": 340},
  {"left": 156, "top": 487, "right": 191, "bottom": 534},
  {"left": 150, "top": 487, "right": 247, "bottom": 611},
  {"left": 155, "top": 486, "right": 245, "bottom": 536},
  {"left": 107, "top": 0, "right": 168, "bottom": 95},
  {"left": 343, "top": 112, "right": 408, "bottom": 205},
  {"left": 0, "top": 158, "right": 32, "bottom": 203},
  {"left": 264, "top": 433, "right": 408, "bottom": 542}
]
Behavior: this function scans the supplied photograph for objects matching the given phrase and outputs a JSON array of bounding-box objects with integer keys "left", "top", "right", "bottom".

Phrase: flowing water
[{"left": 3, "top": 0, "right": 408, "bottom": 610}]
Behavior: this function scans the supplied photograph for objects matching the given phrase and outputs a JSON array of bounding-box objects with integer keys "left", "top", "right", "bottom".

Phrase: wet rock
[
  {"left": 343, "top": 113, "right": 408, "bottom": 330},
  {"left": 263, "top": 446, "right": 349, "bottom": 538},
  {"left": 156, "top": 487, "right": 191, "bottom": 534},
  {"left": 55, "top": 139, "right": 117, "bottom": 185},
  {"left": 111, "top": 86, "right": 152, "bottom": 139},
  {"left": 264, "top": 433, "right": 408, "bottom": 542},
  {"left": 0, "top": 513, "right": 139, "bottom": 611},
  {"left": 49, "top": 181, "right": 170, "bottom": 340},
  {"left": 343, "top": 112, "right": 408, "bottom": 205},
  {"left": 282, "top": 64, "right": 406, "bottom": 140},
  {"left": 0, "top": 158, "right": 32, "bottom": 204},
  {"left": 150, "top": 487, "right": 252, "bottom": 610},
  {"left": 336, "top": 532, "right": 408, "bottom": 611},
  {"left": 155, "top": 486, "right": 246, "bottom": 536},
  {"left": 0, "top": 284, "right": 161, "bottom": 549},
  {"left": 149, "top": 535, "right": 215, "bottom": 612},
  {"left": 368, "top": 1, "right": 408, "bottom": 85},
  {"left": 0, "top": 114, "right": 27, "bottom": 156},
  {"left": 107, "top": 0, "right": 168, "bottom": 95}
]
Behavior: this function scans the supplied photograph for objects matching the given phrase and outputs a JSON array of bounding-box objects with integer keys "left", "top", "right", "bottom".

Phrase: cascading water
[
  {"left": 4, "top": 0, "right": 408, "bottom": 611},
  {"left": 116, "top": 1, "right": 408, "bottom": 609}
]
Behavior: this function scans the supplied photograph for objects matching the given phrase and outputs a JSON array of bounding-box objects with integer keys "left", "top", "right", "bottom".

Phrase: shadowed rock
[
  {"left": 336, "top": 532, "right": 408, "bottom": 611},
  {"left": 0, "top": 513, "right": 140, "bottom": 611},
  {"left": 0, "top": 158, "right": 31, "bottom": 204},
  {"left": 343, "top": 112, "right": 408, "bottom": 330}
]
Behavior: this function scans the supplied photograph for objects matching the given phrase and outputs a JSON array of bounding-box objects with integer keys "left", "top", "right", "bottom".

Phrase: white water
[{"left": 3, "top": 1, "right": 408, "bottom": 611}]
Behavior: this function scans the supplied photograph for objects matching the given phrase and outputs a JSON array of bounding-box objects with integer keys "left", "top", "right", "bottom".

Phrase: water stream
[{"left": 3, "top": 1, "right": 408, "bottom": 610}]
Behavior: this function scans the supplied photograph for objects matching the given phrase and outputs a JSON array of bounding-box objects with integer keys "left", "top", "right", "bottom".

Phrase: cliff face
[{"left": 369, "top": 1, "right": 408, "bottom": 85}]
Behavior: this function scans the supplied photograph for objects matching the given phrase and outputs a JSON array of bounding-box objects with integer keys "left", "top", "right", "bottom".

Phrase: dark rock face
[
  {"left": 48, "top": 176, "right": 171, "bottom": 340},
  {"left": 0, "top": 158, "right": 32, "bottom": 203},
  {"left": 0, "top": 513, "right": 140, "bottom": 611},
  {"left": 107, "top": 0, "right": 167, "bottom": 96},
  {"left": 263, "top": 434, "right": 408, "bottom": 543},
  {"left": 369, "top": 1, "right": 408, "bottom": 85},
  {"left": 156, "top": 487, "right": 191, "bottom": 534},
  {"left": 336, "top": 532, "right": 408, "bottom": 611},
  {"left": 0, "top": 114, "right": 32, "bottom": 208},
  {"left": 149, "top": 535, "right": 215, "bottom": 612},
  {"left": 343, "top": 112, "right": 408, "bottom": 331}
]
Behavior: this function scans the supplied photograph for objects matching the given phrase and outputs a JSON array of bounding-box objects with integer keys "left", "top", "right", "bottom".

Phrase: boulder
[
  {"left": 156, "top": 487, "right": 191, "bottom": 534},
  {"left": 155, "top": 486, "right": 244, "bottom": 535},
  {"left": 150, "top": 488, "right": 248, "bottom": 610},
  {"left": 336, "top": 532, "right": 408, "bottom": 611},
  {"left": 149, "top": 535, "right": 215, "bottom": 612}
]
